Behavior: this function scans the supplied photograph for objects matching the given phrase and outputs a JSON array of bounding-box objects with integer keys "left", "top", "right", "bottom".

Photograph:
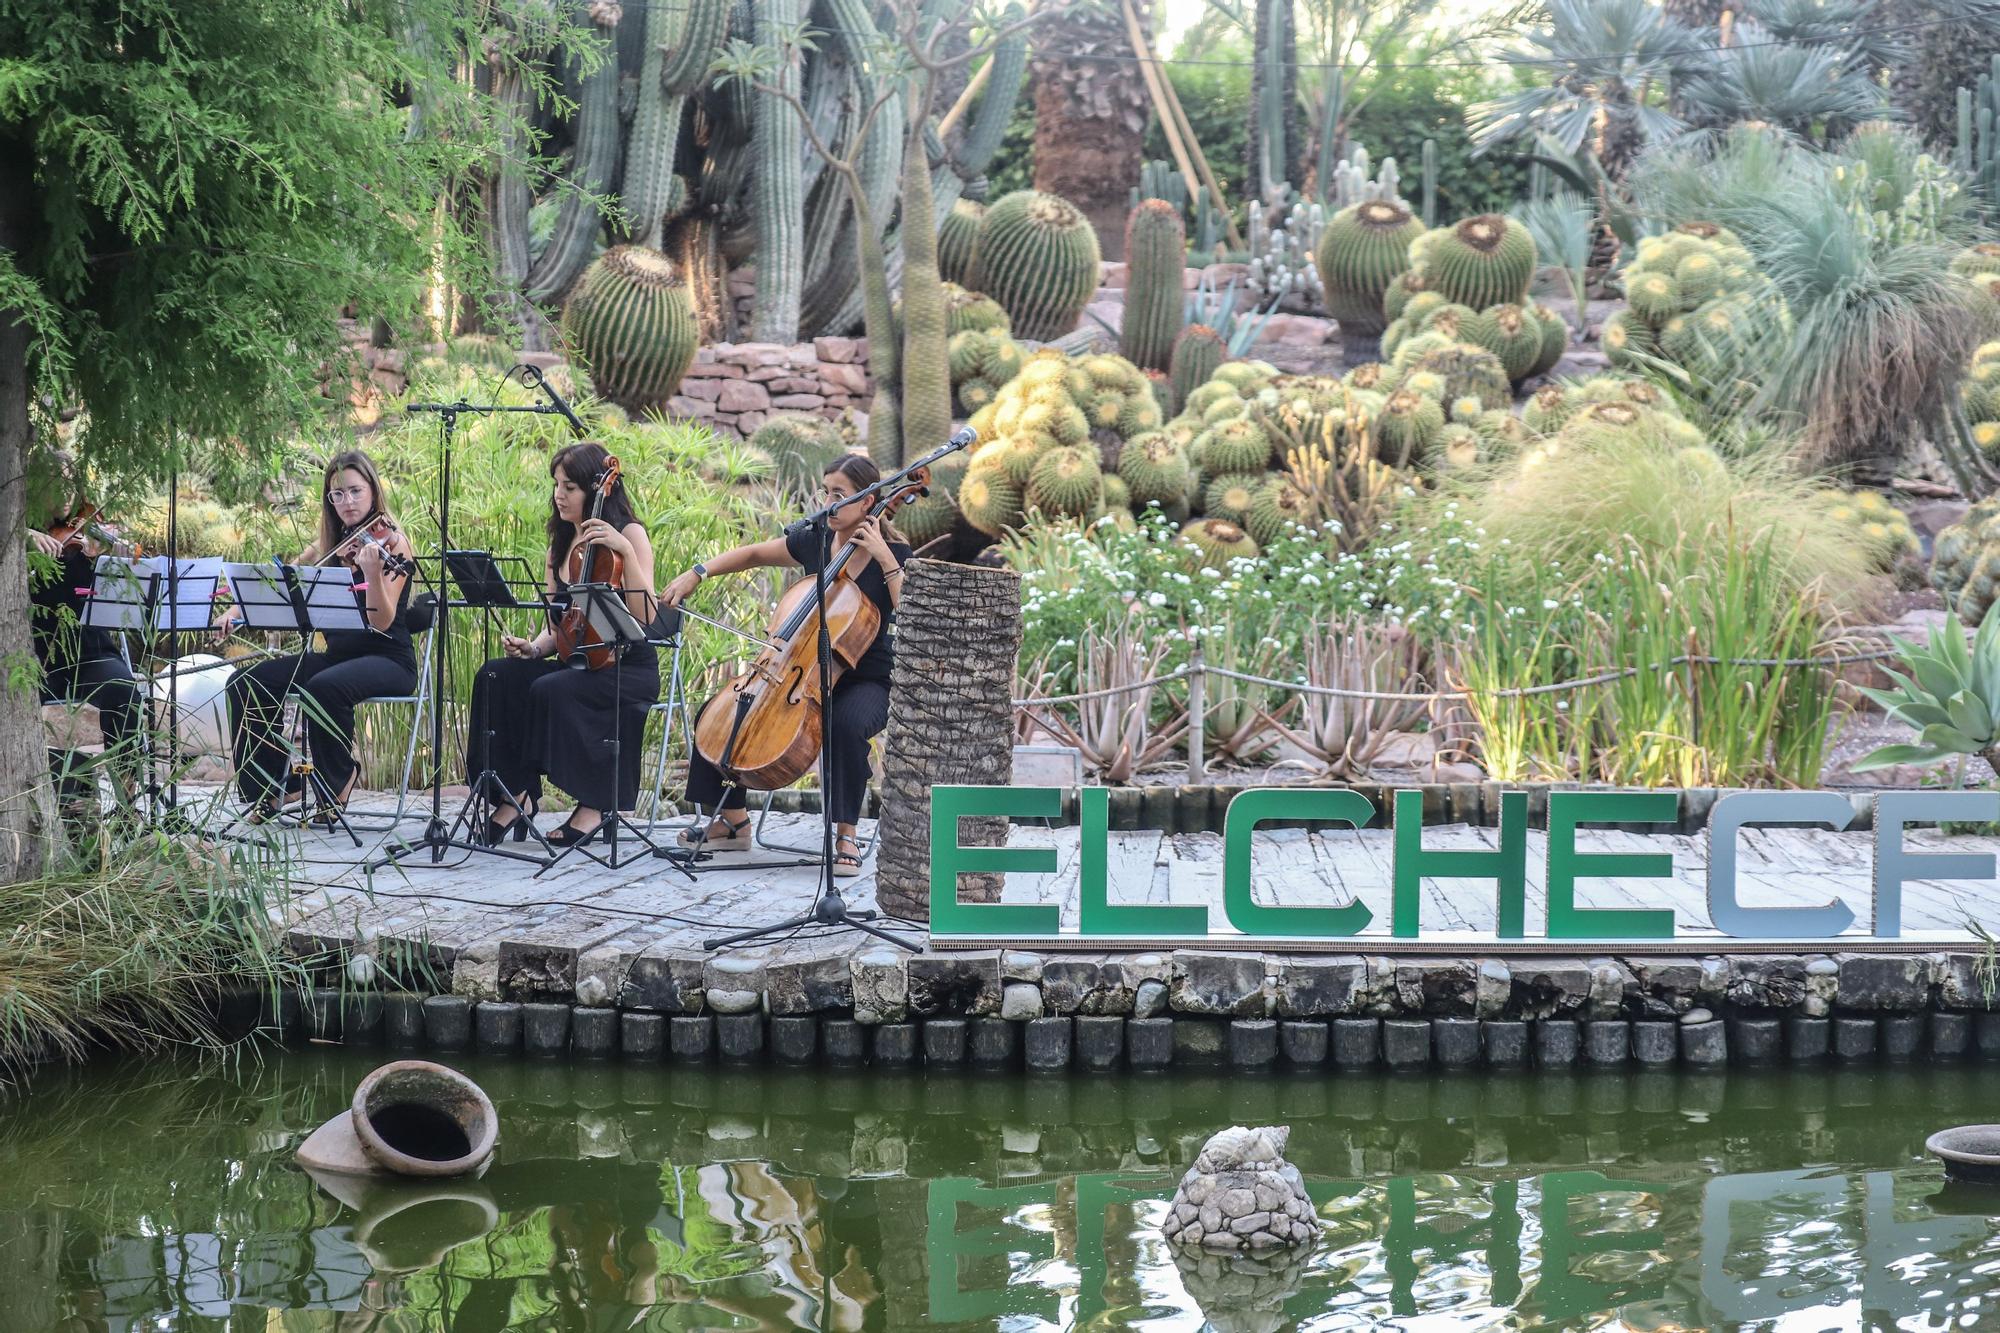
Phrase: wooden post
[{"left": 1186, "top": 647, "right": 1206, "bottom": 784}]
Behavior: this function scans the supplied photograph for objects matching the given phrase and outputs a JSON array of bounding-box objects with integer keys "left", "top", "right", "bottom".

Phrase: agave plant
[
  {"left": 1470, "top": 0, "right": 1689, "bottom": 180},
  {"left": 1851, "top": 608, "right": 2000, "bottom": 775},
  {"left": 1260, "top": 615, "right": 1430, "bottom": 779},
  {"left": 1018, "top": 614, "right": 1189, "bottom": 783}
]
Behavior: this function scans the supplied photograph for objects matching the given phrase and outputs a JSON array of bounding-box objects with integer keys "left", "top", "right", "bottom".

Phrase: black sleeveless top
[
  {"left": 321, "top": 527, "right": 416, "bottom": 669},
  {"left": 785, "top": 526, "right": 912, "bottom": 684},
  {"left": 549, "top": 540, "right": 658, "bottom": 671}
]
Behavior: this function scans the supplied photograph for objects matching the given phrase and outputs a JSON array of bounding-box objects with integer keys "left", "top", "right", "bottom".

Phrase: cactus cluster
[
  {"left": 1962, "top": 341, "right": 2000, "bottom": 462},
  {"left": 1246, "top": 186, "right": 1326, "bottom": 312},
  {"left": 1379, "top": 294, "right": 1567, "bottom": 388},
  {"left": 1315, "top": 199, "right": 1424, "bottom": 340},
  {"left": 934, "top": 349, "right": 1165, "bottom": 539},
  {"left": 1606, "top": 224, "right": 1787, "bottom": 404},
  {"left": 1405, "top": 215, "right": 1537, "bottom": 313},
  {"left": 971, "top": 190, "right": 1103, "bottom": 342},
  {"left": 1933, "top": 495, "right": 2000, "bottom": 623},
  {"left": 1813, "top": 488, "right": 1920, "bottom": 572},
  {"left": 948, "top": 327, "right": 1025, "bottom": 415}
]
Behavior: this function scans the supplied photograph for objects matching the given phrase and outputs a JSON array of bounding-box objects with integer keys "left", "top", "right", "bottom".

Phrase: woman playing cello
[
  {"left": 663, "top": 454, "right": 913, "bottom": 877},
  {"left": 223, "top": 449, "right": 418, "bottom": 822},
  {"left": 467, "top": 441, "right": 661, "bottom": 848}
]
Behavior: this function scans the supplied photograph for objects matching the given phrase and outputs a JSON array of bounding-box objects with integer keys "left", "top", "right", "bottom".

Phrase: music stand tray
[{"left": 84, "top": 556, "right": 221, "bottom": 635}]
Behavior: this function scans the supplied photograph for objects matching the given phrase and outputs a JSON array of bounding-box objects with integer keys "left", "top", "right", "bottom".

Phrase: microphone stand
[
  {"left": 703, "top": 429, "right": 975, "bottom": 954},
  {"left": 369, "top": 364, "right": 585, "bottom": 871}
]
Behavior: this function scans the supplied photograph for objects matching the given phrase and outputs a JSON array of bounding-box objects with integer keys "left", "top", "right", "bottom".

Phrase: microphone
[
  {"left": 534, "top": 375, "right": 589, "bottom": 438},
  {"left": 948, "top": 424, "right": 977, "bottom": 450}
]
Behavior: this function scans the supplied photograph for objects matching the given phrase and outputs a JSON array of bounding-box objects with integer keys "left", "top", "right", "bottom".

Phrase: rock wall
[{"left": 666, "top": 338, "right": 871, "bottom": 439}]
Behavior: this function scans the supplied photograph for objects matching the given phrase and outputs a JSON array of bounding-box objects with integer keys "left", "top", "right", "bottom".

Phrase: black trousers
[
  {"left": 684, "top": 676, "right": 889, "bottom": 826},
  {"left": 42, "top": 654, "right": 144, "bottom": 770},
  {"left": 467, "top": 654, "right": 660, "bottom": 812},
  {"left": 227, "top": 651, "right": 416, "bottom": 804}
]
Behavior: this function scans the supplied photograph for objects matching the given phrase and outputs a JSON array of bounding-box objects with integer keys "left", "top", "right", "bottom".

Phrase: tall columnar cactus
[
  {"left": 940, "top": 199, "right": 985, "bottom": 288},
  {"left": 1956, "top": 55, "right": 2000, "bottom": 220},
  {"left": 1422, "top": 215, "right": 1536, "bottom": 312},
  {"left": 898, "top": 136, "right": 954, "bottom": 465},
  {"left": 624, "top": 0, "right": 729, "bottom": 250},
  {"left": 561, "top": 246, "right": 700, "bottom": 411},
  {"left": 1120, "top": 200, "right": 1187, "bottom": 372},
  {"left": 750, "top": 0, "right": 805, "bottom": 343},
  {"left": 1315, "top": 200, "right": 1424, "bottom": 338},
  {"left": 972, "top": 190, "right": 1102, "bottom": 342},
  {"left": 1166, "top": 324, "right": 1225, "bottom": 417}
]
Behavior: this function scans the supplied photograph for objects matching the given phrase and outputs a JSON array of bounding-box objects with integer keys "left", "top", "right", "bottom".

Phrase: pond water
[{"left": 4, "top": 1051, "right": 2000, "bottom": 1330}]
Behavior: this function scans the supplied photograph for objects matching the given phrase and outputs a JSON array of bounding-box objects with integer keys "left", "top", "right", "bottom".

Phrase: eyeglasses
[
  {"left": 327, "top": 486, "right": 369, "bottom": 504},
  {"left": 815, "top": 488, "right": 857, "bottom": 504}
]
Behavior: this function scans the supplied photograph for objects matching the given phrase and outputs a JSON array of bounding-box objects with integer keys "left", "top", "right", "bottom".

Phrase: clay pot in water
[{"left": 296, "top": 1060, "right": 499, "bottom": 1179}]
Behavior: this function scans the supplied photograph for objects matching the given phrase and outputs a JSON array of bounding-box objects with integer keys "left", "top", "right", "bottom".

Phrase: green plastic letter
[
  {"left": 1545, "top": 791, "right": 1678, "bottom": 939},
  {"left": 1223, "top": 787, "right": 1376, "bottom": 936},
  {"left": 1079, "top": 787, "right": 1208, "bottom": 936},
  {"left": 1393, "top": 789, "right": 1529, "bottom": 938},
  {"left": 929, "top": 785, "right": 1062, "bottom": 936}
]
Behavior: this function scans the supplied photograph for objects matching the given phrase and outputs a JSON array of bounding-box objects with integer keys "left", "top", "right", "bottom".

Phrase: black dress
[
  {"left": 465, "top": 567, "right": 661, "bottom": 812},
  {"left": 33, "top": 548, "right": 143, "bottom": 773},
  {"left": 226, "top": 555, "right": 418, "bottom": 805},
  {"left": 683, "top": 529, "right": 912, "bottom": 826}
]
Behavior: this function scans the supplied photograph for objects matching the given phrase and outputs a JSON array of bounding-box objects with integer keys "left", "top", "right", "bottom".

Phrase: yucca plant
[
  {"left": 1512, "top": 188, "right": 1597, "bottom": 333},
  {"left": 1850, "top": 607, "right": 2000, "bottom": 776}
]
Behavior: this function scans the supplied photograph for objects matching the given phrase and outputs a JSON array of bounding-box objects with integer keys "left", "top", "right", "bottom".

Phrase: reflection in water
[{"left": 1, "top": 1054, "right": 1999, "bottom": 1329}]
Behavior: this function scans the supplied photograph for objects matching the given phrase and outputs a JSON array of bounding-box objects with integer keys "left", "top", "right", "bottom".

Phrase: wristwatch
[{"left": 691, "top": 562, "right": 709, "bottom": 580}]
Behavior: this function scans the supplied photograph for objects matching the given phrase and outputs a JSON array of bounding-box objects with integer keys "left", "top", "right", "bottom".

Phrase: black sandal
[
  {"left": 833, "top": 836, "right": 864, "bottom": 878},
  {"left": 545, "top": 818, "right": 604, "bottom": 849}
]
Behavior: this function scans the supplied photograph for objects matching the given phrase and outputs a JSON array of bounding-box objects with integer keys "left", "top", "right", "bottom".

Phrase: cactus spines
[
  {"left": 1382, "top": 271, "right": 1432, "bottom": 324},
  {"left": 749, "top": 413, "right": 847, "bottom": 494},
  {"left": 1245, "top": 474, "right": 1318, "bottom": 546},
  {"left": 971, "top": 190, "right": 1102, "bottom": 341},
  {"left": 1602, "top": 309, "right": 1655, "bottom": 368},
  {"left": 1477, "top": 303, "right": 1544, "bottom": 383},
  {"left": 1375, "top": 388, "right": 1446, "bottom": 466},
  {"left": 1626, "top": 270, "right": 1683, "bottom": 324},
  {"left": 1530, "top": 303, "right": 1569, "bottom": 376},
  {"left": 1202, "top": 417, "right": 1275, "bottom": 475},
  {"left": 898, "top": 137, "right": 953, "bottom": 468},
  {"left": 1166, "top": 325, "right": 1225, "bottom": 416},
  {"left": 959, "top": 462, "right": 1025, "bottom": 537},
  {"left": 750, "top": 0, "right": 805, "bottom": 343},
  {"left": 1316, "top": 199, "right": 1424, "bottom": 338},
  {"left": 1203, "top": 474, "right": 1260, "bottom": 526},
  {"left": 1027, "top": 445, "right": 1105, "bottom": 518},
  {"left": 1180, "top": 517, "right": 1260, "bottom": 567},
  {"left": 562, "top": 245, "right": 700, "bottom": 412},
  {"left": 940, "top": 199, "right": 986, "bottom": 288},
  {"left": 944, "top": 284, "right": 1011, "bottom": 335},
  {"left": 1117, "top": 431, "right": 1193, "bottom": 508},
  {"left": 1121, "top": 200, "right": 1188, "bottom": 372},
  {"left": 898, "top": 486, "right": 962, "bottom": 547},
  {"left": 1423, "top": 214, "right": 1536, "bottom": 312}
]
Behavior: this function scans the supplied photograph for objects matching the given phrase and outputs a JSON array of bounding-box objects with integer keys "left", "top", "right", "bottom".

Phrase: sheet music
[
  {"left": 84, "top": 556, "right": 223, "bottom": 632},
  {"left": 294, "top": 565, "right": 370, "bottom": 632},
  {"left": 223, "top": 563, "right": 306, "bottom": 632},
  {"left": 572, "top": 582, "right": 649, "bottom": 646}
]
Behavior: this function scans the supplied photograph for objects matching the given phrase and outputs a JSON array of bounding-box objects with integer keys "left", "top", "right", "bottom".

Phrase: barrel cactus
[
  {"left": 1814, "top": 488, "right": 1919, "bottom": 572},
  {"left": 971, "top": 190, "right": 1103, "bottom": 341},
  {"left": 1026, "top": 445, "right": 1105, "bottom": 519},
  {"left": 940, "top": 199, "right": 986, "bottom": 288},
  {"left": 1180, "top": 517, "right": 1260, "bottom": 568},
  {"left": 1166, "top": 325, "right": 1225, "bottom": 416},
  {"left": 1315, "top": 199, "right": 1424, "bottom": 338},
  {"left": 561, "top": 246, "right": 700, "bottom": 412},
  {"left": 1121, "top": 199, "right": 1187, "bottom": 372},
  {"left": 1934, "top": 496, "right": 2000, "bottom": 622},
  {"left": 748, "top": 413, "right": 846, "bottom": 495},
  {"left": 1415, "top": 215, "right": 1535, "bottom": 312},
  {"left": 943, "top": 284, "right": 1012, "bottom": 335},
  {"left": 1117, "top": 431, "right": 1193, "bottom": 509}
]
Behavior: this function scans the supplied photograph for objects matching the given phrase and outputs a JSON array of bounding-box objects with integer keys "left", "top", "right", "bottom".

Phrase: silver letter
[
  {"left": 1873, "top": 792, "right": 2000, "bottom": 938},
  {"left": 1708, "top": 792, "right": 1855, "bottom": 938}
]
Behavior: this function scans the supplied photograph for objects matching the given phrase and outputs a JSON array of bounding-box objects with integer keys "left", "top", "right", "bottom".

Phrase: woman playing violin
[
  {"left": 467, "top": 441, "right": 660, "bottom": 848},
  {"left": 223, "top": 449, "right": 417, "bottom": 822},
  {"left": 28, "top": 466, "right": 143, "bottom": 792},
  {"left": 664, "top": 453, "right": 912, "bottom": 877}
]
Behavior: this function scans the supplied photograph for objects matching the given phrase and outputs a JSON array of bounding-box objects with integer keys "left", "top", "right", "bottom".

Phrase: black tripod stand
[
  {"left": 699, "top": 430, "right": 975, "bottom": 954},
  {"left": 370, "top": 365, "right": 587, "bottom": 872}
]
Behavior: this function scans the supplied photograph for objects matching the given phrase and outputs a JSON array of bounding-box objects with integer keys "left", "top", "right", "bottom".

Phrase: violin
[
  {"left": 692, "top": 466, "right": 929, "bottom": 791},
  {"left": 550, "top": 455, "right": 626, "bottom": 671},
  {"left": 319, "top": 511, "right": 414, "bottom": 580},
  {"left": 49, "top": 503, "right": 133, "bottom": 556}
]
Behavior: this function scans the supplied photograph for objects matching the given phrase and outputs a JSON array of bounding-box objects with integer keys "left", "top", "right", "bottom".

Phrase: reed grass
[{"left": 0, "top": 804, "right": 308, "bottom": 1079}]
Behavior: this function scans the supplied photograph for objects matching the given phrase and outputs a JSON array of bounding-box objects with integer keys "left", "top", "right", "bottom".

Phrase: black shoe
[
  {"left": 545, "top": 818, "right": 603, "bottom": 849},
  {"left": 479, "top": 796, "right": 537, "bottom": 847}
]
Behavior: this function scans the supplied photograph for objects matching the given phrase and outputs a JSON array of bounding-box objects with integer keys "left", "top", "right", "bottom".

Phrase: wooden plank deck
[{"left": 180, "top": 785, "right": 2000, "bottom": 981}]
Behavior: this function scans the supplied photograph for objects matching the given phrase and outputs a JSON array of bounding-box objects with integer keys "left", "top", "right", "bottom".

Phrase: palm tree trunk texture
[
  {"left": 1030, "top": 0, "right": 1153, "bottom": 260},
  {"left": 875, "top": 559, "right": 1022, "bottom": 923}
]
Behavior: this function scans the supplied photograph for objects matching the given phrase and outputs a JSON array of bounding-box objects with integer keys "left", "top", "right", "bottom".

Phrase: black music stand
[
  {"left": 377, "top": 364, "right": 586, "bottom": 870},
  {"left": 693, "top": 432, "right": 972, "bottom": 954},
  {"left": 416, "top": 550, "right": 558, "bottom": 869},
  {"left": 79, "top": 554, "right": 218, "bottom": 819},
  {"left": 218, "top": 560, "right": 369, "bottom": 846},
  {"left": 534, "top": 579, "right": 670, "bottom": 878}
]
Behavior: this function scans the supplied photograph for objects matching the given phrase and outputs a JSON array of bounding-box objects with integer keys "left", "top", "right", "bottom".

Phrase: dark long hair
[
  {"left": 823, "top": 453, "right": 906, "bottom": 546},
  {"left": 319, "top": 450, "right": 388, "bottom": 556},
  {"left": 548, "top": 441, "right": 641, "bottom": 568}
]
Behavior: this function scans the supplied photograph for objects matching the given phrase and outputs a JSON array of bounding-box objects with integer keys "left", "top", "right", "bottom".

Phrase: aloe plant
[{"left": 1851, "top": 608, "right": 2000, "bottom": 774}]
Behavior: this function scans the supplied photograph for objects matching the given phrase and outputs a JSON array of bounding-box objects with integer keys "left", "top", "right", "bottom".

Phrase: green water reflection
[{"left": 2, "top": 1052, "right": 1999, "bottom": 1330}]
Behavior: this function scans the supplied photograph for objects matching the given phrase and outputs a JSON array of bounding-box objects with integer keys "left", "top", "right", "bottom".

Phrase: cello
[
  {"left": 692, "top": 465, "right": 930, "bottom": 791},
  {"left": 550, "top": 454, "right": 627, "bottom": 671}
]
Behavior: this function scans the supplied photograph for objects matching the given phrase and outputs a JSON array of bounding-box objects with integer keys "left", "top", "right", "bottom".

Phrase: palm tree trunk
[
  {"left": 1029, "top": 0, "right": 1153, "bottom": 259},
  {"left": 875, "top": 559, "right": 1022, "bottom": 923}
]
